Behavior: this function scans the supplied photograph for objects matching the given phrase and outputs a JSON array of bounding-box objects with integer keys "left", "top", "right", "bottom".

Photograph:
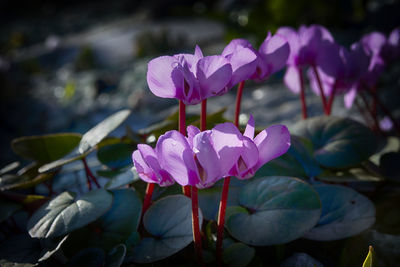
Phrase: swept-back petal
[
  {"left": 187, "top": 125, "right": 201, "bottom": 147},
  {"left": 253, "top": 125, "right": 290, "bottom": 169},
  {"left": 147, "top": 56, "right": 180, "bottom": 99},
  {"left": 210, "top": 122, "right": 243, "bottom": 175},
  {"left": 226, "top": 47, "right": 258, "bottom": 87},
  {"left": 229, "top": 136, "right": 259, "bottom": 179},
  {"left": 284, "top": 65, "right": 301, "bottom": 94},
  {"left": 259, "top": 33, "right": 290, "bottom": 76},
  {"left": 222, "top": 39, "right": 255, "bottom": 56},
  {"left": 244, "top": 114, "right": 255, "bottom": 139},
  {"left": 196, "top": 56, "right": 233, "bottom": 98},
  {"left": 156, "top": 130, "right": 199, "bottom": 186},
  {"left": 132, "top": 149, "right": 155, "bottom": 184},
  {"left": 192, "top": 131, "right": 221, "bottom": 187}
]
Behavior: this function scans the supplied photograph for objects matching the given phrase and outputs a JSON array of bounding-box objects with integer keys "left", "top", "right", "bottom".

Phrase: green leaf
[
  {"left": 38, "top": 148, "right": 91, "bottom": 173},
  {"left": 226, "top": 176, "right": 321, "bottom": 246},
  {"left": 0, "top": 163, "right": 55, "bottom": 191},
  {"left": 223, "top": 243, "right": 255, "bottom": 267},
  {"left": 0, "top": 199, "right": 21, "bottom": 223},
  {"left": 104, "top": 168, "right": 139, "bottom": 189},
  {"left": 11, "top": 133, "right": 82, "bottom": 164},
  {"left": 292, "top": 116, "right": 378, "bottom": 168},
  {"left": 303, "top": 184, "right": 375, "bottom": 241},
  {"left": 106, "top": 244, "right": 126, "bottom": 267},
  {"left": 370, "top": 136, "right": 400, "bottom": 165},
  {"left": 281, "top": 253, "right": 324, "bottom": 267},
  {"left": 317, "top": 168, "right": 383, "bottom": 182},
  {"left": 128, "top": 195, "right": 202, "bottom": 263},
  {"left": 0, "top": 161, "right": 20, "bottom": 175},
  {"left": 363, "top": 246, "right": 377, "bottom": 267},
  {"left": 79, "top": 109, "right": 131, "bottom": 154},
  {"left": 27, "top": 189, "right": 113, "bottom": 238},
  {"left": 97, "top": 143, "right": 135, "bottom": 170},
  {"left": 91, "top": 189, "right": 142, "bottom": 250}
]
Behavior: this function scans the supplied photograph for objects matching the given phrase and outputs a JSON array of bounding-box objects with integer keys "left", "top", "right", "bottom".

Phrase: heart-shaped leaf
[
  {"left": 226, "top": 176, "right": 321, "bottom": 246},
  {"left": 79, "top": 109, "right": 131, "bottom": 154},
  {"left": 223, "top": 242, "right": 255, "bottom": 267},
  {"left": 97, "top": 143, "right": 134, "bottom": 170},
  {"left": 12, "top": 133, "right": 82, "bottom": 164},
  {"left": 28, "top": 189, "right": 113, "bottom": 238},
  {"left": 281, "top": 253, "right": 324, "bottom": 267},
  {"left": 303, "top": 184, "right": 375, "bottom": 241},
  {"left": 292, "top": 116, "right": 378, "bottom": 168},
  {"left": 128, "top": 195, "right": 202, "bottom": 263},
  {"left": 104, "top": 168, "right": 139, "bottom": 189},
  {"left": 90, "top": 188, "right": 142, "bottom": 250}
]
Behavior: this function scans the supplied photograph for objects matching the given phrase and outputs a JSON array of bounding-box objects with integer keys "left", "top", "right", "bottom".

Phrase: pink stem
[
  {"left": 216, "top": 81, "right": 245, "bottom": 265},
  {"left": 191, "top": 186, "right": 204, "bottom": 266},
  {"left": 326, "top": 82, "right": 337, "bottom": 115},
  {"left": 234, "top": 81, "right": 245, "bottom": 126},
  {"left": 142, "top": 183, "right": 155, "bottom": 216},
  {"left": 179, "top": 100, "right": 191, "bottom": 198},
  {"left": 312, "top": 66, "right": 329, "bottom": 115},
  {"left": 298, "top": 68, "right": 307, "bottom": 119}
]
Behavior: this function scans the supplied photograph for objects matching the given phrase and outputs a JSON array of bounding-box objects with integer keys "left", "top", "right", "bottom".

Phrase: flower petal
[
  {"left": 226, "top": 47, "right": 258, "bottom": 87},
  {"left": 147, "top": 56, "right": 179, "bottom": 99},
  {"left": 253, "top": 125, "right": 291, "bottom": 169},
  {"left": 192, "top": 130, "right": 221, "bottom": 187},
  {"left": 259, "top": 33, "right": 290, "bottom": 77},
  {"left": 222, "top": 39, "right": 255, "bottom": 57},
  {"left": 187, "top": 125, "right": 201, "bottom": 147},
  {"left": 210, "top": 122, "right": 243, "bottom": 175},
  {"left": 156, "top": 130, "right": 199, "bottom": 186},
  {"left": 244, "top": 114, "right": 255, "bottom": 139},
  {"left": 196, "top": 56, "right": 233, "bottom": 98},
  {"left": 229, "top": 137, "right": 259, "bottom": 179},
  {"left": 284, "top": 65, "right": 301, "bottom": 94},
  {"left": 132, "top": 149, "right": 155, "bottom": 184}
]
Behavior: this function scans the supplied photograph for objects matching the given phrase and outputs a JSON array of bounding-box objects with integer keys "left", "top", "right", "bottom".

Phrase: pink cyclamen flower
[
  {"left": 156, "top": 123, "right": 243, "bottom": 188},
  {"left": 229, "top": 115, "right": 291, "bottom": 179},
  {"left": 250, "top": 32, "right": 290, "bottom": 81},
  {"left": 146, "top": 45, "right": 232, "bottom": 105},
  {"left": 307, "top": 42, "right": 370, "bottom": 108},
  {"left": 132, "top": 144, "right": 175, "bottom": 187},
  {"left": 221, "top": 39, "right": 258, "bottom": 90},
  {"left": 278, "top": 25, "right": 334, "bottom": 94}
]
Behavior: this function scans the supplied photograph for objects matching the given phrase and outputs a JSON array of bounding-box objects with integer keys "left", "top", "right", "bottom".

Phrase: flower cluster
[
  {"left": 132, "top": 121, "right": 290, "bottom": 188},
  {"left": 146, "top": 32, "right": 289, "bottom": 105},
  {"left": 280, "top": 25, "right": 400, "bottom": 109}
]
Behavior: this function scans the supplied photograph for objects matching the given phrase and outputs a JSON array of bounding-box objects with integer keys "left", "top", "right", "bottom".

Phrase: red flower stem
[
  {"left": 179, "top": 100, "right": 191, "bottom": 197},
  {"left": 142, "top": 183, "right": 155, "bottom": 216},
  {"left": 82, "top": 158, "right": 100, "bottom": 188},
  {"left": 234, "top": 81, "right": 245, "bottom": 126},
  {"left": 81, "top": 158, "right": 92, "bottom": 190},
  {"left": 216, "top": 175, "right": 231, "bottom": 266},
  {"left": 360, "top": 91, "right": 382, "bottom": 133},
  {"left": 312, "top": 66, "right": 329, "bottom": 115},
  {"left": 365, "top": 87, "right": 400, "bottom": 135},
  {"left": 355, "top": 98, "right": 374, "bottom": 129},
  {"left": 216, "top": 82, "right": 245, "bottom": 265},
  {"left": 298, "top": 68, "right": 307, "bottom": 119},
  {"left": 191, "top": 186, "right": 204, "bottom": 266},
  {"left": 201, "top": 99, "right": 207, "bottom": 131},
  {"left": 326, "top": 82, "right": 337, "bottom": 115}
]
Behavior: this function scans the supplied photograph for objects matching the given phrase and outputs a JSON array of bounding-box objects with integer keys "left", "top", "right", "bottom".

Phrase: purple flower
[
  {"left": 382, "top": 28, "right": 400, "bottom": 63},
  {"left": 278, "top": 25, "right": 334, "bottom": 94},
  {"left": 229, "top": 115, "right": 291, "bottom": 179},
  {"left": 251, "top": 32, "right": 290, "bottom": 81},
  {"left": 146, "top": 46, "right": 232, "bottom": 105},
  {"left": 307, "top": 42, "right": 370, "bottom": 108},
  {"left": 156, "top": 123, "right": 243, "bottom": 188},
  {"left": 132, "top": 144, "right": 175, "bottom": 187},
  {"left": 221, "top": 39, "right": 258, "bottom": 89}
]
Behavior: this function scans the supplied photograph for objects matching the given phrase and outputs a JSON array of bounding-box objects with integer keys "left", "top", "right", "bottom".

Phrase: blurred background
[{"left": 1, "top": 0, "right": 400, "bottom": 164}]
